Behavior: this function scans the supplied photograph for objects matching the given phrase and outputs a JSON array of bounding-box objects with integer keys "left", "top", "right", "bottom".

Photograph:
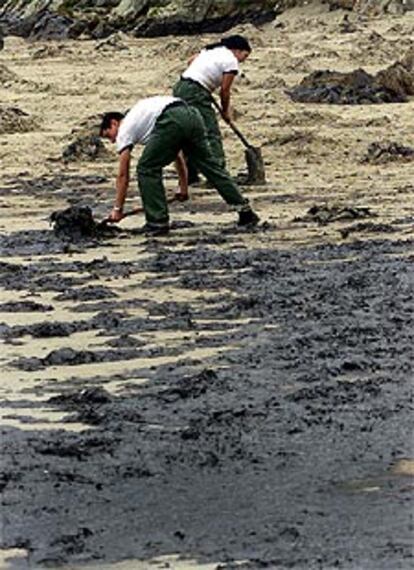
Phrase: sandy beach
[{"left": 1, "top": 3, "right": 413, "bottom": 569}]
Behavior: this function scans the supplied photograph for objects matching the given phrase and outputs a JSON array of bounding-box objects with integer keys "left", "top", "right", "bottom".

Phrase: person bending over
[
  {"left": 173, "top": 35, "right": 251, "bottom": 185},
  {"left": 100, "top": 95, "right": 259, "bottom": 235}
]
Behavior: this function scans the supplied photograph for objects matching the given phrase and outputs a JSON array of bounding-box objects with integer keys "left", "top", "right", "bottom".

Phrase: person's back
[
  {"left": 182, "top": 46, "right": 239, "bottom": 92},
  {"left": 173, "top": 35, "right": 251, "bottom": 185},
  {"left": 116, "top": 96, "right": 180, "bottom": 150},
  {"left": 100, "top": 95, "right": 259, "bottom": 233}
]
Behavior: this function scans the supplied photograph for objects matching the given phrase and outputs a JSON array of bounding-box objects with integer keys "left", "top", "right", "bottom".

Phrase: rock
[
  {"left": 288, "top": 68, "right": 405, "bottom": 104},
  {"left": 354, "top": 0, "right": 408, "bottom": 15},
  {"left": 29, "top": 9, "right": 74, "bottom": 40},
  {"left": 112, "top": 0, "right": 151, "bottom": 19},
  {"left": 324, "top": 0, "right": 356, "bottom": 9},
  {"left": 325, "top": 0, "right": 412, "bottom": 12},
  {"left": 1, "top": 0, "right": 279, "bottom": 39},
  {"left": 131, "top": 1, "right": 277, "bottom": 37},
  {"left": 1, "top": 0, "right": 412, "bottom": 41},
  {"left": 288, "top": 49, "right": 414, "bottom": 105}
]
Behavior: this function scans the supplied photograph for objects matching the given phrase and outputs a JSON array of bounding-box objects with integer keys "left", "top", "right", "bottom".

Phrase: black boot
[
  {"left": 143, "top": 222, "right": 170, "bottom": 236},
  {"left": 238, "top": 209, "right": 260, "bottom": 227}
]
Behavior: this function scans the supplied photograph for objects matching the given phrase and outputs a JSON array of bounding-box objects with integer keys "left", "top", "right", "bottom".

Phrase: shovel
[
  {"left": 211, "top": 97, "right": 266, "bottom": 186},
  {"left": 97, "top": 206, "right": 143, "bottom": 229},
  {"left": 97, "top": 193, "right": 185, "bottom": 228}
]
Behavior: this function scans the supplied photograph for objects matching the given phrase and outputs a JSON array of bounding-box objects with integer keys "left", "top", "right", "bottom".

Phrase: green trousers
[
  {"left": 173, "top": 78, "right": 226, "bottom": 181},
  {"left": 137, "top": 103, "right": 248, "bottom": 225}
]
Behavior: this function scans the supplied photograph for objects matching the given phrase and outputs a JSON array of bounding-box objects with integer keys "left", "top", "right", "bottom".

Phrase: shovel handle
[
  {"left": 100, "top": 194, "right": 179, "bottom": 225},
  {"left": 211, "top": 96, "right": 253, "bottom": 150},
  {"left": 123, "top": 207, "right": 143, "bottom": 218},
  {"left": 123, "top": 194, "right": 179, "bottom": 218}
]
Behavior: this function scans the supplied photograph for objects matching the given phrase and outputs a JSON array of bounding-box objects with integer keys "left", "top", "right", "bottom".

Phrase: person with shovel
[
  {"left": 99, "top": 95, "right": 259, "bottom": 235},
  {"left": 173, "top": 35, "right": 251, "bottom": 186}
]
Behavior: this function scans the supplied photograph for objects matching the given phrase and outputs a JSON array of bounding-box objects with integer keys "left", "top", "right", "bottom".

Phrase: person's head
[
  {"left": 99, "top": 112, "right": 125, "bottom": 143},
  {"left": 205, "top": 35, "right": 252, "bottom": 63}
]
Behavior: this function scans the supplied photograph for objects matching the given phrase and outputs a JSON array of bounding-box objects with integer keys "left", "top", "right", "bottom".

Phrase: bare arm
[
  {"left": 187, "top": 53, "right": 198, "bottom": 66},
  {"left": 108, "top": 147, "right": 131, "bottom": 222},
  {"left": 174, "top": 151, "right": 189, "bottom": 201},
  {"left": 219, "top": 72, "right": 236, "bottom": 123}
]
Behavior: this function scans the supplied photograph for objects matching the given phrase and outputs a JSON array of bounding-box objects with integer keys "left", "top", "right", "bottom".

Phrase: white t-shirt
[
  {"left": 116, "top": 96, "right": 181, "bottom": 152},
  {"left": 182, "top": 46, "right": 239, "bottom": 92}
]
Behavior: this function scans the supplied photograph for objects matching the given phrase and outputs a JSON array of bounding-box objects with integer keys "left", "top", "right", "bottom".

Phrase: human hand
[
  {"left": 107, "top": 208, "right": 124, "bottom": 223},
  {"left": 222, "top": 109, "right": 232, "bottom": 124}
]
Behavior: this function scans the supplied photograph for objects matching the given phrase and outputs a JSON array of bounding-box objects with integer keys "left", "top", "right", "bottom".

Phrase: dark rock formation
[
  {"left": 0, "top": 0, "right": 278, "bottom": 40},
  {"left": 288, "top": 69, "right": 405, "bottom": 105},
  {"left": 324, "top": 0, "right": 413, "bottom": 12},
  {"left": 353, "top": 0, "right": 413, "bottom": 15},
  {"left": 288, "top": 49, "right": 414, "bottom": 105},
  {"left": 29, "top": 9, "right": 74, "bottom": 40},
  {"left": 1, "top": 1, "right": 412, "bottom": 40}
]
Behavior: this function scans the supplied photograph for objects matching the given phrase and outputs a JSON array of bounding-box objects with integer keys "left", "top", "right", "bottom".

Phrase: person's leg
[
  {"left": 184, "top": 107, "right": 259, "bottom": 226},
  {"left": 173, "top": 80, "right": 226, "bottom": 180},
  {"left": 137, "top": 110, "right": 183, "bottom": 229},
  {"left": 184, "top": 107, "right": 244, "bottom": 205},
  {"left": 196, "top": 103, "right": 226, "bottom": 170},
  {"left": 173, "top": 80, "right": 202, "bottom": 184}
]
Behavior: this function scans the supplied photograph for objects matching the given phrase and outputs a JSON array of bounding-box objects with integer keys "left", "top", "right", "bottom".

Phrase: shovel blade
[{"left": 244, "top": 146, "right": 266, "bottom": 186}]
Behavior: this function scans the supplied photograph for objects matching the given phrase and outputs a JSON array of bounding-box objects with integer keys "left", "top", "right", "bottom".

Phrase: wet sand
[{"left": 1, "top": 3, "right": 413, "bottom": 569}]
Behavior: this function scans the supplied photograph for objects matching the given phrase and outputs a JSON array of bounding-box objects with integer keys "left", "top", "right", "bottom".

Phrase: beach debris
[
  {"left": 0, "top": 105, "right": 39, "bottom": 134},
  {"left": 362, "top": 141, "right": 414, "bottom": 164},
  {"left": 294, "top": 204, "right": 374, "bottom": 225}
]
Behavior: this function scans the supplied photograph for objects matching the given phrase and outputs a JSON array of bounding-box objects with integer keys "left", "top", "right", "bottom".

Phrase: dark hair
[
  {"left": 205, "top": 35, "right": 252, "bottom": 53},
  {"left": 99, "top": 112, "right": 125, "bottom": 135}
]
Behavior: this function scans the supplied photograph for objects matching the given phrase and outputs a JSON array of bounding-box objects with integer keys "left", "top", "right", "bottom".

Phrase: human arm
[
  {"left": 187, "top": 53, "right": 198, "bottom": 66},
  {"left": 219, "top": 72, "right": 236, "bottom": 123},
  {"left": 108, "top": 147, "right": 131, "bottom": 222},
  {"left": 174, "top": 151, "right": 189, "bottom": 202}
]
